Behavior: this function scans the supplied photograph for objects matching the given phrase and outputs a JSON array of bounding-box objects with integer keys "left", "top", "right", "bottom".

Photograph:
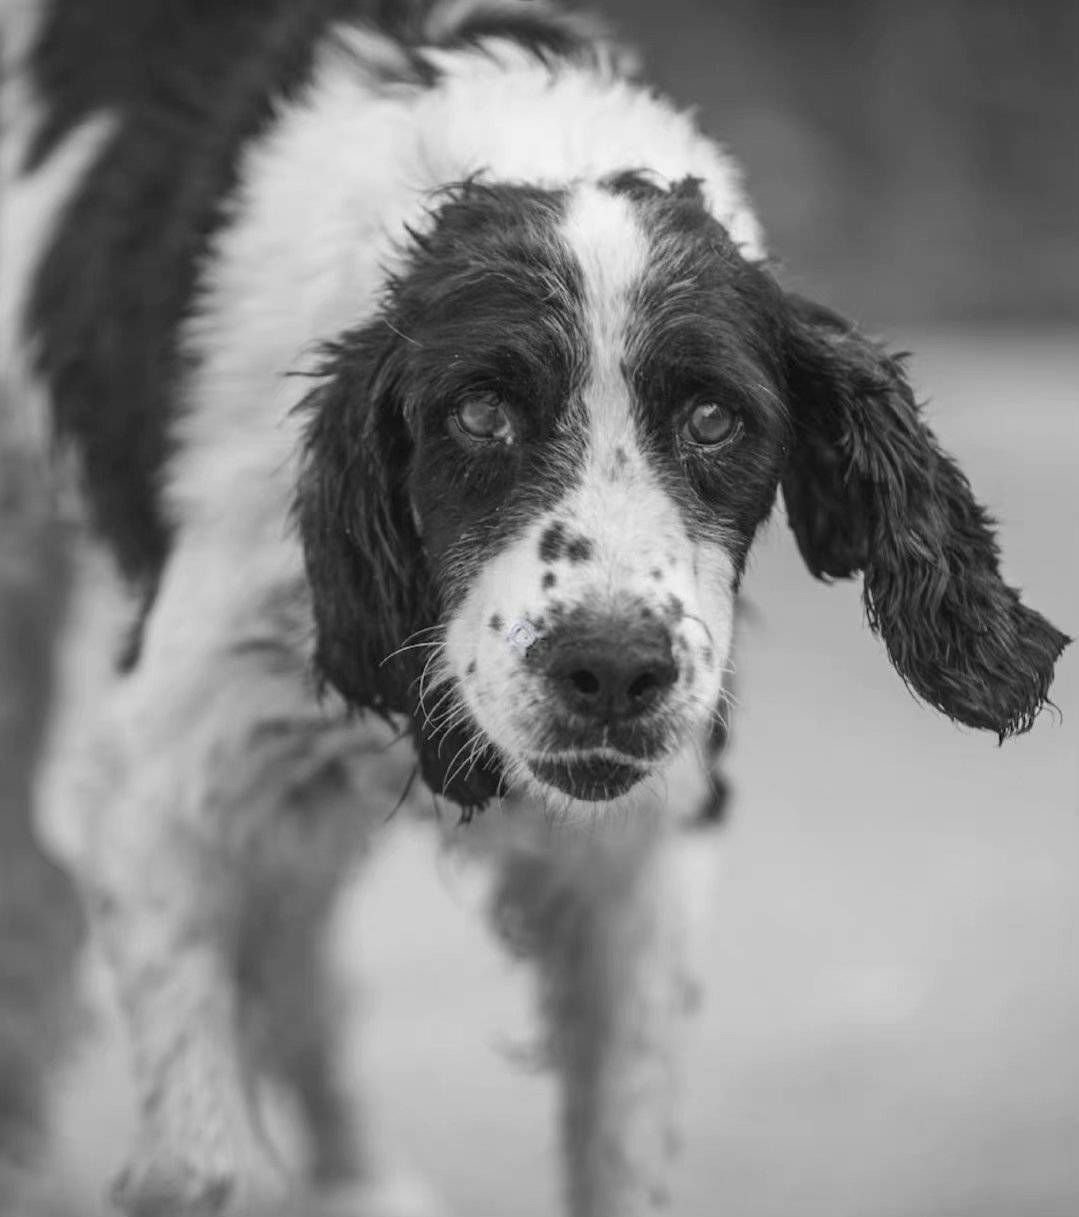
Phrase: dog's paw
[
  {"left": 313, "top": 1173, "right": 453, "bottom": 1217},
  {"left": 111, "top": 1145, "right": 291, "bottom": 1217}
]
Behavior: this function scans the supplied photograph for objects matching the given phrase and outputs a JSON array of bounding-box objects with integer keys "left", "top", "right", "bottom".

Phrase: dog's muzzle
[{"left": 525, "top": 612, "right": 678, "bottom": 800}]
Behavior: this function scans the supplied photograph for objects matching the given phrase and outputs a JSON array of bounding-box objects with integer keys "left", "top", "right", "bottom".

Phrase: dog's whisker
[
  {"left": 441, "top": 728, "right": 487, "bottom": 792},
  {"left": 379, "top": 638, "right": 443, "bottom": 668}
]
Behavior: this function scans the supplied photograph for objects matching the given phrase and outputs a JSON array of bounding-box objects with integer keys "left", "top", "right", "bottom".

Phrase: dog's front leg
[
  {"left": 86, "top": 749, "right": 291, "bottom": 1217},
  {"left": 491, "top": 822, "right": 703, "bottom": 1217},
  {"left": 68, "top": 645, "right": 320, "bottom": 1217}
]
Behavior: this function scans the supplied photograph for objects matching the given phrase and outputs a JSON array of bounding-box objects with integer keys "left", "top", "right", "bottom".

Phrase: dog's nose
[{"left": 541, "top": 618, "right": 677, "bottom": 722}]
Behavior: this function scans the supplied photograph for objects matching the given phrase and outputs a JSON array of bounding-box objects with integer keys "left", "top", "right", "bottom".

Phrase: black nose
[{"left": 542, "top": 618, "right": 678, "bottom": 723}]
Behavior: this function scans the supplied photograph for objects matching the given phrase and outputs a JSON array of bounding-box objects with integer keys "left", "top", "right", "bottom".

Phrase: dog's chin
[{"left": 524, "top": 748, "right": 652, "bottom": 802}]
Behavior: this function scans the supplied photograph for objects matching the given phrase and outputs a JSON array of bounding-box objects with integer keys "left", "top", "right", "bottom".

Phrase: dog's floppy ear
[
  {"left": 295, "top": 323, "right": 503, "bottom": 809},
  {"left": 779, "top": 295, "right": 1068, "bottom": 738},
  {"left": 296, "top": 323, "right": 430, "bottom": 716}
]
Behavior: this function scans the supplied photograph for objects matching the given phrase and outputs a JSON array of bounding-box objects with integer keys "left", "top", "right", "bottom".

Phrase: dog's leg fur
[
  {"left": 490, "top": 817, "right": 702, "bottom": 1217},
  {"left": 61, "top": 552, "right": 401, "bottom": 1216}
]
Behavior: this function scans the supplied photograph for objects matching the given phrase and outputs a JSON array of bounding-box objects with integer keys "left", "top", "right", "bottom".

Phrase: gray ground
[{"left": 10, "top": 332, "right": 1079, "bottom": 1216}]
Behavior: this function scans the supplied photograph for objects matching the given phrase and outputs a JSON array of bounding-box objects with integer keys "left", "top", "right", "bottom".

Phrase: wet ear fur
[
  {"left": 295, "top": 325, "right": 501, "bottom": 808},
  {"left": 296, "top": 325, "right": 429, "bottom": 715},
  {"left": 780, "top": 296, "right": 1068, "bottom": 738}
]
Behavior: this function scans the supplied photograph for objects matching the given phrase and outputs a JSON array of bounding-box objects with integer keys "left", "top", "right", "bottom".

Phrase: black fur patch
[
  {"left": 538, "top": 521, "right": 567, "bottom": 563},
  {"left": 565, "top": 535, "right": 593, "bottom": 563},
  {"left": 692, "top": 772, "right": 730, "bottom": 828},
  {"left": 25, "top": 0, "right": 373, "bottom": 579}
]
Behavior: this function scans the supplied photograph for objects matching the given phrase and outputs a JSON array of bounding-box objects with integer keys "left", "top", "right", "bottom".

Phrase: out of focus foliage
[{"left": 616, "top": 0, "right": 1079, "bottom": 323}]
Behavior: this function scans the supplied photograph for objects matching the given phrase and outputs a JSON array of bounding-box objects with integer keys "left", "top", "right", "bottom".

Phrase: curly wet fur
[
  {"left": 296, "top": 332, "right": 506, "bottom": 808},
  {"left": 780, "top": 297, "right": 1070, "bottom": 738}
]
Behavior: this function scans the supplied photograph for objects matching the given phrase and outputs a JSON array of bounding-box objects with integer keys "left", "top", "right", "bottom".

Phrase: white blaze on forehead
[
  {"left": 555, "top": 183, "right": 684, "bottom": 572},
  {"left": 560, "top": 184, "right": 649, "bottom": 444}
]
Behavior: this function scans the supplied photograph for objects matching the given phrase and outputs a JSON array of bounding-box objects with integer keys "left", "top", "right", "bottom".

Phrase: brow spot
[
  {"left": 605, "top": 446, "right": 630, "bottom": 482},
  {"left": 538, "top": 522, "right": 567, "bottom": 563},
  {"left": 666, "top": 595, "right": 684, "bottom": 623},
  {"left": 488, "top": 613, "right": 504, "bottom": 633},
  {"left": 650, "top": 568, "right": 663, "bottom": 581},
  {"left": 566, "top": 536, "right": 593, "bottom": 564},
  {"left": 466, "top": 659, "right": 477, "bottom": 676},
  {"left": 542, "top": 571, "right": 557, "bottom": 591}
]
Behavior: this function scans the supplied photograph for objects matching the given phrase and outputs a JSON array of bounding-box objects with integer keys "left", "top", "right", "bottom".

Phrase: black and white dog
[{"left": 0, "top": 1, "right": 1068, "bottom": 1214}]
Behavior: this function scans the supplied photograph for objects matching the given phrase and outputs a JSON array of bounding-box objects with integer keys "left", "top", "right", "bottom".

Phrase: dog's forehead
[
  {"left": 552, "top": 178, "right": 765, "bottom": 411},
  {"left": 559, "top": 183, "right": 651, "bottom": 322}
]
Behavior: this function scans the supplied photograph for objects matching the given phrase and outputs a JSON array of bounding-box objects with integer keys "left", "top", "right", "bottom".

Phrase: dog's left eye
[
  {"left": 452, "top": 394, "right": 514, "bottom": 444},
  {"left": 681, "top": 401, "right": 740, "bottom": 448}
]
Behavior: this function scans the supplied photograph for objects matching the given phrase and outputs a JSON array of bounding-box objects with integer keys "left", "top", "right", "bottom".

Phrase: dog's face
[
  {"left": 421, "top": 178, "right": 786, "bottom": 805},
  {"left": 298, "top": 173, "right": 1067, "bottom": 814}
]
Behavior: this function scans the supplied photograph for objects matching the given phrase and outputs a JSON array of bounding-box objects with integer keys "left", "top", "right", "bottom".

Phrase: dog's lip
[
  {"left": 526, "top": 746, "right": 652, "bottom": 767},
  {"left": 524, "top": 747, "right": 653, "bottom": 801}
]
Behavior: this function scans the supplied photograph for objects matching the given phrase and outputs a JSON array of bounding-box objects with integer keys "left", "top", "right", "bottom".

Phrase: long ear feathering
[
  {"left": 294, "top": 325, "right": 502, "bottom": 809},
  {"left": 294, "top": 324, "right": 429, "bottom": 716},
  {"left": 779, "top": 296, "right": 1069, "bottom": 739}
]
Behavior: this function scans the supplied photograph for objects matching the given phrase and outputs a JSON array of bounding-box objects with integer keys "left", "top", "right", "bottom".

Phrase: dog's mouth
[{"left": 524, "top": 747, "right": 653, "bottom": 801}]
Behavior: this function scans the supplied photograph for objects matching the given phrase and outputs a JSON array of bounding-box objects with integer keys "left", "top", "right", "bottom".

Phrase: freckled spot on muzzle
[
  {"left": 565, "top": 535, "right": 593, "bottom": 563},
  {"left": 538, "top": 521, "right": 567, "bottom": 562}
]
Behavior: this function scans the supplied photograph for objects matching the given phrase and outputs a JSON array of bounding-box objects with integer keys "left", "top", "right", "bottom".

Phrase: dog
[{"left": 0, "top": 1, "right": 1068, "bottom": 1214}]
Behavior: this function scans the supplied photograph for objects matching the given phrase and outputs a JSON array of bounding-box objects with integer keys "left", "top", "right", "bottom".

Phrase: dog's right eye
[{"left": 451, "top": 394, "right": 514, "bottom": 445}]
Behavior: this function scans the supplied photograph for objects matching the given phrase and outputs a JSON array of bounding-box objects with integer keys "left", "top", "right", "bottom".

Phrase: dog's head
[{"left": 297, "top": 173, "right": 1068, "bottom": 814}]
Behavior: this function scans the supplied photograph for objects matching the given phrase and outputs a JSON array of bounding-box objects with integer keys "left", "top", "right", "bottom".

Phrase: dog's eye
[
  {"left": 681, "top": 401, "right": 740, "bottom": 448},
  {"left": 452, "top": 394, "right": 514, "bottom": 444}
]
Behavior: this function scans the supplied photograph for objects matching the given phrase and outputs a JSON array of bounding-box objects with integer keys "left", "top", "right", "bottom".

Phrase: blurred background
[
  {"left": 617, "top": 0, "right": 1079, "bottom": 324},
  {"left": 3, "top": 1, "right": 1077, "bottom": 1214}
]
